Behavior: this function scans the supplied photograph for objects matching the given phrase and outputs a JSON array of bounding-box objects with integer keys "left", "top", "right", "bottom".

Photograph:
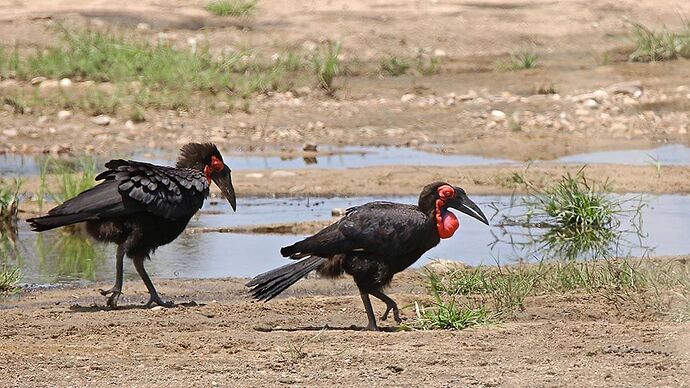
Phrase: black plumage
[
  {"left": 28, "top": 143, "right": 237, "bottom": 308},
  {"left": 247, "top": 181, "right": 489, "bottom": 330}
]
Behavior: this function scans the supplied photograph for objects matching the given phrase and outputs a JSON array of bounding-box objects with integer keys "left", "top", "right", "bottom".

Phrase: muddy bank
[
  {"left": 228, "top": 164, "right": 690, "bottom": 197},
  {"left": 0, "top": 269, "right": 688, "bottom": 387}
]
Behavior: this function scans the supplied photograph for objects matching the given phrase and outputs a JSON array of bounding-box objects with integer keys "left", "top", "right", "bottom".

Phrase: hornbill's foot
[
  {"left": 144, "top": 293, "right": 174, "bottom": 308},
  {"left": 380, "top": 304, "right": 402, "bottom": 324},
  {"left": 363, "top": 323, "right": 380, "bottom": 331},
  {"left": 98, "top": 288, "right": 122, "bottom": 309}
]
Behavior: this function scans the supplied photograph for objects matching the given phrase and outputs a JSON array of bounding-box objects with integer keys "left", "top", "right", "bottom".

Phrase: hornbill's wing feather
[
  {"left": 43, "top": 159, "right": 207, "bottom": 222},
  {"left": 101, "top": 159, "right": 209, "bottom": 219},
  {"left": 282, "top": 202, "right": 428, "bottom": 258}
]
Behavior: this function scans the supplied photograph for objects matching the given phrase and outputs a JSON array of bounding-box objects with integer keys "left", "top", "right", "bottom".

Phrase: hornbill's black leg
[
  {"left": 370, "top": 290, "right": 401, "bottom": 324},
  {"left": 99, "top": 244, "right": 125, "bottom": 308},
  {"left": 133, "top": 256, "right": 173, "bottom": 308},
  {"left": 359, "top": 292, "right": 379, "bottom": 331}
]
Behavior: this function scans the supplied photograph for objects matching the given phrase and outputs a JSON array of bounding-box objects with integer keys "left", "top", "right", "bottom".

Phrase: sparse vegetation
[
  {"left": 0, "top": 29, "right": 302, "bottom": 115},
  {"left": 497, "top": 50, "right": 539, "bottom": 71},
  {"left": 380, "top": 56, "right": 410, "bottom": 76},
  {"left": 415, "top": 55, "right": 441, "bottom": 75},
  {"left": 423, "top": 264, "right": 535, "bottom": 316},
  {"left": 3, "top": 95, "right": 26, "bottom": 114},
  {"left": 422, "top": 257, "right": 690, "bottom": 321},
  {"left": 276, "top": 328, "right": 326, "bottom": 364},
  {"left": 206, "top": 0, "right": 258, "bottom": 17},
  {"left": 414, "top": 276, "right": 493, "bottom": 330},
  {"left": 311, "top": 41, "right": 341, "bottom": 94},
  {"left": 0, "top": 266, "right": 20, "bottom": 295},
  {"left": 628, "top": 20, "right": 690, "bottom": 62}
]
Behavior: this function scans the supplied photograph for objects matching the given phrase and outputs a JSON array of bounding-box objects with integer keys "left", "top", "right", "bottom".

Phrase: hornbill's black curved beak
[
  {"left": 447, "top": 189, "right": 489, "bottom": 225},
  {"left": 211, "top": 165, "right": 236, "bottom": 211}
]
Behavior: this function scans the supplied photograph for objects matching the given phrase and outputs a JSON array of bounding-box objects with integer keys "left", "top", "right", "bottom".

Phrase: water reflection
[
  {"left": 0, "top": 224, "right": 20, "bottom": 262},
  {"left": 0, "top": 147, "right": 515, "bottom": 175},
  {"left": 6, "top": 195, "right": 690, "bottom": 285},
  {"left": 34, "top": 233, "right": 107, "bottom": 281}
]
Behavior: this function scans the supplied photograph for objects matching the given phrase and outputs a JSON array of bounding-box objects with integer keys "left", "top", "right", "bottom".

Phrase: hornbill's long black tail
[
  {"left": 27, "top": 213, "right": 93, "bottom": 232},
  {"left": 246, "top": 256, "right": 327, "bottom": 301},
  {"left": 27, "top": 180, "right": 122, "bottom": 232}
]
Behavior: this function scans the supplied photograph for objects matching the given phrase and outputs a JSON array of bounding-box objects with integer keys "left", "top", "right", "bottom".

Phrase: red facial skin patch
[
  {"left": 204, "top": 156, "right": 224, "bottom": 183},
  {"left": 435, "top": 184, "right": 459, "bottom": 239}
]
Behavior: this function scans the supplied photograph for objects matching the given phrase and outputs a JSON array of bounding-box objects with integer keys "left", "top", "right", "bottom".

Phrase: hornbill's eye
[
  {"left": 437, "top": 185, "right": 455, "bottom": 199},
  {"left": 210, "top": 155, "right": 224, "bottom": 172}
]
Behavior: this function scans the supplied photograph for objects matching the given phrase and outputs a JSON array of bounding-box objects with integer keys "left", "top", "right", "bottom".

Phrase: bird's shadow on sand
[
  {"left": 66, "top": 301, "right": 204, "bottom": 313},
  {"left": 253, "top": 325, "right": 402, "bottom": 333}
]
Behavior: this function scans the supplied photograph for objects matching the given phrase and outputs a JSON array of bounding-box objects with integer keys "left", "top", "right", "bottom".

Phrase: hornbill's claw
[
  {"left": 144, "top": 294, "right": 174, "bottom": 308},
  {"left": 99, "top": 288, "right": 122, "bottom": 309},
  {"left": 380, "top": 305, "right": 402, "bottom": 324}
]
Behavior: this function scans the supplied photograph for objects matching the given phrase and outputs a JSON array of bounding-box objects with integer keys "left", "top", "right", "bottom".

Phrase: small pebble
[
  {"left": 57, "top": 110, "right": 72, "bottom": 120},
  {"left": 91, "top": 115, "right": 111, "bottom": 126},
  {"left": 30, "top": 76, "right": 47, "bottom": 85}
]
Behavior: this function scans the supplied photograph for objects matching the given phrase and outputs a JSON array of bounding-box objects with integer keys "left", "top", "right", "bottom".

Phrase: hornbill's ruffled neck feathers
[{"left": 177, "top": 142, "right": 236, "bottom": 211}]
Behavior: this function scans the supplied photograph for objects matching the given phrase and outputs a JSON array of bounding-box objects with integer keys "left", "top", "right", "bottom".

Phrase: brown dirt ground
[
  {"left": 1, "top": 269, "right": 689, "bottom": 387},
  {"left": 1, "top": 0, "right": 690, "bottom": 159}
]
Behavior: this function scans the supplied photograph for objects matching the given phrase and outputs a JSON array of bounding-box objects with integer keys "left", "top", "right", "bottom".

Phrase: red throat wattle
[
  {"left": 435, "top": 199, "right": 459, "bottom": 238},
  {"left": 435, "top": 184, "right": 459, "bottom": 239}
]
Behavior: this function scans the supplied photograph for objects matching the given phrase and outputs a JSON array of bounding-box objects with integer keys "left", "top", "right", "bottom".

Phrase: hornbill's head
[
  {"left": 177, "top": 142, "right": 237, "bottom": 211},
  {"left": 419, "top": 182, "right": 489, "bottom": 238}
]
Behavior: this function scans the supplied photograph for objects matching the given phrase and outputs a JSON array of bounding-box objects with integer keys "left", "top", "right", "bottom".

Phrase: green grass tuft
[
  {"left": 2, "top": 95, "right": 26, "bottom": 114},
  {"left": 206, "top": 0, "right": 258, "bottom": 17},
  {"left": 380, "top": 56, "right": 410, "bottom": 76},
  {"left": 497, "top": 50, "right": 539, "bottom": 71},
  {"left": 415, "top": 278, "right": 492, "bottom": 330},
  {"left": 496, "top": 168, "right": 646, "bottom": 260},
  {"left": 128, "top": 104, "right": 146, "bottom": 123},
  {"left": 0, "top": 266, "right": 20, "bottom": 295},
  {"left": 628, "top": 20, "right": 690, "bottom": 62},
  {"left": 311, "top": 41, "right": 341, "bottom": 94}
]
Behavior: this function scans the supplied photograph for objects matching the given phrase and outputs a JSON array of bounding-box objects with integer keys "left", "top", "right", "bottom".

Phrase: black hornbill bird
[
  {"left": 27, "top": 143, "right": 236, "bottom": 308},
  {"left": 246, "top": 182, "right": 489, "bottom": 330}
]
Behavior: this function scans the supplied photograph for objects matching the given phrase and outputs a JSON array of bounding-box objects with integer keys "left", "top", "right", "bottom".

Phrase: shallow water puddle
[
  {"left": 556, "top": 144, "right": 690, "bottom": 165},
  {"left": 3, "top": 144, "right": 690, "bottom": 176},
  {"left": 0, "top": 146, "right": 514, "bottom": 176},
  {"left": 3, "top": 194, "right": 690, "bottom": 285}
]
